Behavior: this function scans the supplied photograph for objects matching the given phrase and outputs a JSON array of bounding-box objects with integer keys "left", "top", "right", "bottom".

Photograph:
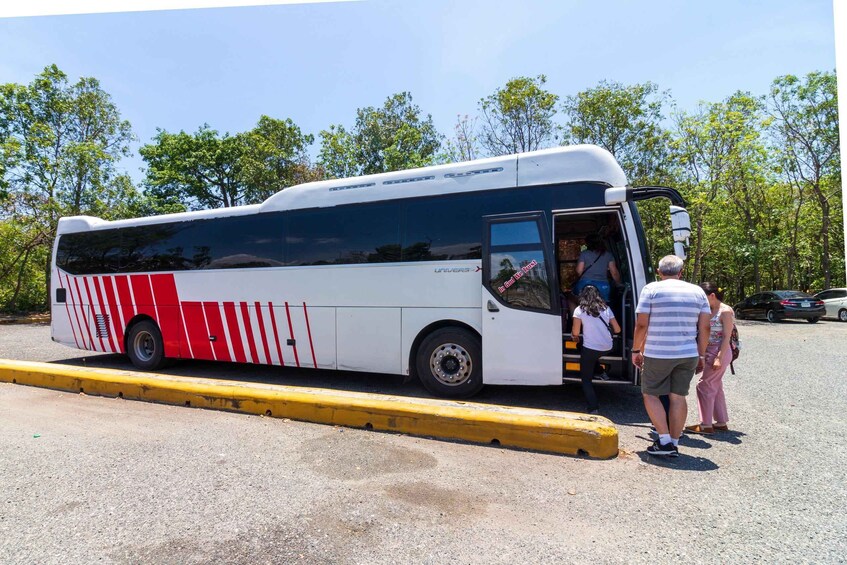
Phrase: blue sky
[{"left": 0, "top": 0, "right": 837, "bottom": 182}]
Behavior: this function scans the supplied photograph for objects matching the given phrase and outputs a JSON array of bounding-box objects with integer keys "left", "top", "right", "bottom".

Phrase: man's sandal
[
  {"left": 713, "top": 424, "right": 729, "bottom": 432},
  {"left": 684, "top": 424, "right": 715, "bottom": 435}
]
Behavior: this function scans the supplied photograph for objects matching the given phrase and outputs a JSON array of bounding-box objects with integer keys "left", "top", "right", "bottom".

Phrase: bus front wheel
[
  {"left": 415, "top": 328, "right": 483, "bottom": 399},
  {"left": 126, "top": 320, "right": 168, "bottom": 371}
]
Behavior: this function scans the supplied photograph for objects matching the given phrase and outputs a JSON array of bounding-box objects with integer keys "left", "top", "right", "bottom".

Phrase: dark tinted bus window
[
  {"left": 57, "top": 229, "right": 122, "bottom": 274},
  {"left": 121, "top": 215, "right": 285, "bottom": 272},
  {"left": 483, "top": 185, "right": 552, "bottom": 217},
  {"left": 121, "top": 223, "right": 191, "bottom": 272},
  {"left": 549, "top": 182, "right": 607, "bottom": 210},
  {"left": 490, "top": 221, "right": 542, "bottom": 246},
  {"left": 403, "top": 194, "right": 483, "bottom": 261},
  {"left": 402, "top": 187, "right": 556, "bottom": 262},
  {"left": 190, "top": 214, "right": 284, "bottom": 269},
  {"left": 286, "top": 203, "right": 401, "bottom": 265}
]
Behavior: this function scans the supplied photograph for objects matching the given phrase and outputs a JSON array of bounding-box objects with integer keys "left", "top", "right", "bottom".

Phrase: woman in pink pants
[{"left": 685, "top": 282, "right": 734, "bottom": 434}]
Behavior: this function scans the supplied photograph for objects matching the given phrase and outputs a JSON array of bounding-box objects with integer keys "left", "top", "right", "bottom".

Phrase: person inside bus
[
  {"left": 573, "top": 234, "right": 622, "bottom": 303},
  {"left": 571, "top": 285, "right": 621, "bottom": 414}
]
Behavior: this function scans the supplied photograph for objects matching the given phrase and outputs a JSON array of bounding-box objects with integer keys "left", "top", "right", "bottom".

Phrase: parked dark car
[{"left": 734, "top": 290, "right": 826, "bottom": 323}]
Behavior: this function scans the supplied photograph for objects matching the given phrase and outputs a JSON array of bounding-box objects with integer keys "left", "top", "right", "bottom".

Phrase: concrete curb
[{"left": 0, "top": 359, "right": 618, "bottom": 459}]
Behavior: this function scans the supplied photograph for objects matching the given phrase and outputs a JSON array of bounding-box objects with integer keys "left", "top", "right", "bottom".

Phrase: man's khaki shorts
[{"left": 641, "top": 356, "right": 699, "bottom": 396}]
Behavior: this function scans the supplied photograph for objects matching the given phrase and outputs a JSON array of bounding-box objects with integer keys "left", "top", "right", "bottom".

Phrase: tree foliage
[
  {"left": 140, "top": 116, "right": 315, "bottom": 210},
  {"left": 561, "top": 80, "right": 671, "bottom": 185},
  {"left": 479, "top": 75, "right": 558, "bottom": 156},
  {"left": 318, "top": 92, "right": 442, "bottom": 178},
  {"left": 0, "top": 65, "right": 137, "bottom": 311},
  {"left": 439, "top": 114, "right": 480, "bottom": 163},
  {"left": 769, "top": 71, "right": 841, "bottom": 288},
  {"left": 1, "top": 65, "right": 843, "bottom": 313}
]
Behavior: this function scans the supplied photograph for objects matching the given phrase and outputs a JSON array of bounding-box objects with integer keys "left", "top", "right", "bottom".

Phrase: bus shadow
[{"left": 49, "top": 355, "right": 651, "bottom": 425}]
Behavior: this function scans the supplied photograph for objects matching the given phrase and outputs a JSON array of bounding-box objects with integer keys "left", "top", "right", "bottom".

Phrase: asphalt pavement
[{"left": 1, "top": 319, "right": 845, "bottom": 563}]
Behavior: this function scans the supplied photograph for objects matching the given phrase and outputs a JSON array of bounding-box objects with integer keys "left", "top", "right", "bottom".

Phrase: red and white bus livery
[{"left": 51, "top": 145, "right": 691, "bottom": 398}]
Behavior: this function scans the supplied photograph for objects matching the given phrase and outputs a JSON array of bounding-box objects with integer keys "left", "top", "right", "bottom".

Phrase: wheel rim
[
  {"left": 767, "top": 311, "right": 775, "bottom": 322},
  {"left": 132, "top": 330, "right": 156, "bottom": 362},
  {"left": 429, "top": 342, "right": 473, "bottom": 386},
  {"left": 840, "top": 310, "right": 847, "bottom": 322}
]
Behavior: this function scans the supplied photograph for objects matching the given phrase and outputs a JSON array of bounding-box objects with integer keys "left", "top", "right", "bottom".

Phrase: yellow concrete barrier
[{"left": 0, "top": 359, "right": 618, "bottom": 459}]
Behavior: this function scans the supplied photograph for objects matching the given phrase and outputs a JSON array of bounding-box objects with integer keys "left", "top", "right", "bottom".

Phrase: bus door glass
[{"left": 481, "top": 212, "right": 561, "bottom": 385}]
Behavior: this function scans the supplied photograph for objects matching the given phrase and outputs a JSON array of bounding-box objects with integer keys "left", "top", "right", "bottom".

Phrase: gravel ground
[{"left": 1, "top": 320, "right": 846, "bottom": 564}]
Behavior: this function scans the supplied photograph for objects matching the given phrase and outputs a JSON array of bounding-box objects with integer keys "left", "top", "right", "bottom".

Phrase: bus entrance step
[{"left": 562, "top": 376, "right": 631, "bottom": 385}]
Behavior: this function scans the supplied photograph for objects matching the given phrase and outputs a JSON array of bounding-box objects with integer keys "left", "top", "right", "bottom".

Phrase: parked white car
[{"left": 814, "top": 288, "right": 847, "bottom": 322}]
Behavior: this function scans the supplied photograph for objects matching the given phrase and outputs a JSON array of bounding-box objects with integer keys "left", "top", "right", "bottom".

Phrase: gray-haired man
[{"left": 632, "top": 255, "right": 710, "bottom": 457}]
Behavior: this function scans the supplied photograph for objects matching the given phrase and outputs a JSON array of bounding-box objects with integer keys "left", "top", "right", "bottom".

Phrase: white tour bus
[{"left": 51, "top": 145, "right": 691, "bottom": 398}]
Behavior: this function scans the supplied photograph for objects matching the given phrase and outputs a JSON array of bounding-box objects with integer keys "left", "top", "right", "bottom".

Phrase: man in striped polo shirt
[{"left": 632, "top": 255, "right": 711, "bottom": 457}]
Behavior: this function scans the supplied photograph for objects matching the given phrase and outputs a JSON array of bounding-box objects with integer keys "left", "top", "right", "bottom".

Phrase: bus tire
[
  {"left": 126, "top": 319, "right": 168, "bottom": 371},
  {"left": 415, "top": 327, "right": 483, "bottom": 399}
]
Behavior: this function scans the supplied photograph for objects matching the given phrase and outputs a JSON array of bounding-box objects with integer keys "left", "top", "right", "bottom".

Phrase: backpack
[{"left": 729, "top": 324, "right": 741, "bottom": 374}]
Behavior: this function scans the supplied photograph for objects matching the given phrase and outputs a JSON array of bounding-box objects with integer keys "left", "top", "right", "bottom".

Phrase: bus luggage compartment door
[{"left": 481, "top": 213, "right": 562, "bottom": 385}]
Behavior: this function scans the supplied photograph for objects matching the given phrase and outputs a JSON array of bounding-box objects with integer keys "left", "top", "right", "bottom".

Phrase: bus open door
[{"left": 481, "top": 212, "right": 562, "bottom": 386}]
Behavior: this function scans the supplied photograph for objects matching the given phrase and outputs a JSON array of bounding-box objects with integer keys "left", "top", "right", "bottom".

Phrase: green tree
[
  {"left": 671, "top": 93, "right": 774, "bottom": 293},
  {"left": 140, "top": 116, "right": 316, "bottom": 210},
  {"left": 318, "top": 92, "right": 442, "bottom": 178},
  {"left": 479, "top": 75, "right": 558, "bottom": 156},
  {"left": 240, "top": 115, "right": 316, "bottom": 201},
  {"left": 708, "top": 93, "right": 775, "bottom": 295},
  {"left": 769, "top": 71, "right": 842, "bottom": 289},
  {"left": 140, "top": 125, "right": 247, "bottom": 210},
  {"left": 439, "top": 114, "right": 480, "bottom": 163},
  {"left": 561, "top": 80, "right": 671, "bottom": 186},
  {"left": 0, "top": 65, "right": 135, "bottom": 311}
]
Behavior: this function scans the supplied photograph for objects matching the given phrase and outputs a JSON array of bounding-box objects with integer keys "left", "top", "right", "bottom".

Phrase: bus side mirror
[{"left": 670, "top": 205, "right": 691, "bottom": 260}]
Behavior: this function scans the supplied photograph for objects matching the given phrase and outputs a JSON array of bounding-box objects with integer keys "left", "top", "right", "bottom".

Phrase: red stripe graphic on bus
[
  {"left": 59, "top": 272, "right": 81, "bottom": 349},
  {"left": 303, "top": 303, "right": 317, "bottom": 369},
  {"left": 73, "top": 276, "right": 96, "bottom": 351},
  {"left": 254, "top": 301, "right": 273, "bottom": 365},
  {"left": 222, "top": 302, "right": 247, "bottom": 363},
  {"left": 182, "top": 301, "right": 213, "bottom": 361},
  {"left": 66, "top": 273, "right": 89, "bottom": 350},
  {"left": 267, "top": 302, "right": 285, "bottom": 367},
  {"left": 202, "top": 304, "right": 217, "bottom": 361},
  {"left": 146, "top": 276, "right": 160, "bottom": 324},
  {"left": 129, "top": 274, "right": 155, "bottom": 324},
  {"left": 203, "top": 302, "right": 230, "bottom": 362},
  {"left": 150, "top": 273, "right": 182, "bottom": 358},
  {"left": 101, "top": 276, "right": 125, "bottom": 352},
  {"left": 82, "top": 277, "right": 106, "bottom": 352},
  {"left": 114, "top": 275, "right": 135, "bottom": 326},
  {"left": 239, "top": 302, "right": 261, "bottom": 364},
  {"left": 92, "top": 275, "right": 117, "bottom": 353},
  {"left": 285, "top": 301, "right": 300, "bottom": 367}
]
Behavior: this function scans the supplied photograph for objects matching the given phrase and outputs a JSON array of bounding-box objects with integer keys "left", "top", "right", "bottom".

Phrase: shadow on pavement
[
  {"left": 635, "top": 451, "right": 719, "bottom": 471},
  {"left": 49, "top": 353, "right": 652, "bottom": 426},
  {"left": 705, "top": 430, "right": 746, "bottom": 445}
]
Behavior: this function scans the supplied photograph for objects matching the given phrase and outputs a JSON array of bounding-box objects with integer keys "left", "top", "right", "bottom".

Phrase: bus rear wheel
[
  {"left": 415, "top": 328, "right": 483, "bottom": 398},
  {"left": 126, "top": 320, "right": 168, "bottom": 371}
]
